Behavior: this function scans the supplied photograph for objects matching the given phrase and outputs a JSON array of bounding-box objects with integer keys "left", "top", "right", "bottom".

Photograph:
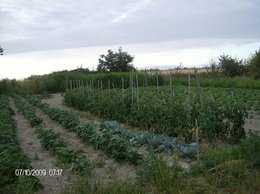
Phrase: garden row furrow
[
  {"left": 26, "top": 94, "right": 197, "bottom": 156},
  {"left": 24, "top": 95, "right": 143, "bottom": 165},
  {"left": 0, "top": 95, "right": 42, "bottom": 193},
  {"left": 14, "top": 96, "right": 92, "bottom": 175}
]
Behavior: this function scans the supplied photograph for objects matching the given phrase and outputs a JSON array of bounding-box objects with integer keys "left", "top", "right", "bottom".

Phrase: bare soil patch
[
  {"left": 42, "top": 93, "right": 101, "bottom": 125},
  {"left": 245, "top": 111, "right": 260, "bottom": 135}
]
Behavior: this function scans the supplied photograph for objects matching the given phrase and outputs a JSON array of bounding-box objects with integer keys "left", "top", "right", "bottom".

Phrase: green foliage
[
  {"left": 14, "top": 96, "right": 42, "bottom": 127},
  {"left": 14, "top": 95, "right": 91, "bottom": 175},
  {"left": 35, "top": 126, "right": 92, "bottom": 175},
  {"left": 192, "top": 134, "right": 260, "bottom": 193},
  {"left": 138, "top": 152, "right": 191, "bottom": 193},
  {"left": 25, "top": 95, "right": 142, "bottom": 164},
  {"left": 64, "top": 84, "right": 252, "bottom": 144},
  {"left": 64, "top": 177, "right": 145, "bottom": 194},
  {"left": 248, "top": 48, "right": 260, "bottom": 79},
  {"left": 239, "top": 134, "right": 260, "bottom": 168},
  {"left": 0, "top": 95, "right": 42, "bottom": 193},
  {"left": 97, "top": 47, "right": 134, "bottom": 72},
  {"left": 0, "top": 71, "right": 166, "bottom": 94},
  {"left": 219, "top": 54, "right": 246, "bottom": 77}
]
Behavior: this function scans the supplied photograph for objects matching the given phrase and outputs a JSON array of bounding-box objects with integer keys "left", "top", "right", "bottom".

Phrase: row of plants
[
  {"left": 100, "top": 121, "right": 197, "bottom": 155},
  {"left": 74, "top": 124, "right": 142, "bottom": 164},
  {"left": 18, "top": 94, "right": 260, "bottom": 193},
  {"left": 14, "top": 95, "right": 42, "bottom": 126},
  {"left": 35, "top": 127, "right": 91, "bottom": 175},
  {"left": 14, "top": 96, "right": 92, "bottom": 175},
  {"left": 24, "top": 95, "right": 142, "bottom": 164},
  {"left": 66, "top": 134, "right": 260, "bottom": 194},
  {"left": 166, "top": 76, "right": 260, "bottom": 90},
  {"left": 64, "top": 85, "right": 251, "bottom": 144},
  {"left": 0, "top": 71, "right": 166, "bottom": 94},
  {"left": 26, "top": 94, "right": 197, "bottom": 157},
  {"left": 0, "top": 95, "right": 42, "bottom": 193}
]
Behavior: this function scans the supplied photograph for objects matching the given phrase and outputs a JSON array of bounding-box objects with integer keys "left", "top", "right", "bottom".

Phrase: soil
[
  {"left": 39, "top": 94, "right": 137, "bottom": 183},
  {"left": 42, "top": 93, "right": 101, "bottom": 125},
  {"left": 9, "top": 98, "right": 70, "bottom": 194},
  {"left": 42, "top": 93, "right": 193, "bottom": 170},
  {"left": 245, "top": 111, "right": 260, "bottom": 135}
]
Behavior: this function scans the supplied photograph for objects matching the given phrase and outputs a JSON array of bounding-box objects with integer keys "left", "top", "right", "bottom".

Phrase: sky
[{"left": 0, "top": 0, "right": 260, "bottom": 79}]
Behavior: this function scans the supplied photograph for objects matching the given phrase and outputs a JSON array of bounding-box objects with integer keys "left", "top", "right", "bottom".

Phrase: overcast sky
[{"left": 0, "top": 0, "right": 260, "bottom": 79}]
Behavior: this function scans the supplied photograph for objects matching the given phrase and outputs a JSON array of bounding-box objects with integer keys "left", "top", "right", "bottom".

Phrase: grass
[
  {"left": 191, "top": 134, "right": 260, "bottom": 194},
  {"left": 63, "top": 134, "right": 260, "bottom": 194},
  {"left": 63, "top": 177, "right": 145, "bottom": 194}
]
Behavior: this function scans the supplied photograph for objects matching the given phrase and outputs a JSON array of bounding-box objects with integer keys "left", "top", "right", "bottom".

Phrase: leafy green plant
[
  {"left": 138, "top": 151, "right": 191, "bottom": 193},
  {"left": 0, "top": 95, "right": 42, "bottom": 193},
  {"left": 14, "top": 95, "right": 42, "bottom": 127}
]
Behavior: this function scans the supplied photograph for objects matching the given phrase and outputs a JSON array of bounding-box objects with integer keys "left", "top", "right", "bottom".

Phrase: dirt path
[
  {"left": 42, "top": 93, "right": 102, "bottom": 125},
  {"left": 9, "top": 98, "right": 70, "bottom": 194},
  {"left": 37, "top": 96, "right": 137, "bottom": 182}
]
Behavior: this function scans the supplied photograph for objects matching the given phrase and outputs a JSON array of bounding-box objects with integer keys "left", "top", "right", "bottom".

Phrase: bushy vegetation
[
  {"left": 24, "top": 95, "right": 143, "bottom": 164},
  {"left": 14, "top": 95, "right": 92, "bottom": 175},
  {"left": 0, "top": 71, "right": 166, "bottom": 94},
  {"left": 65, "top": 134, "right": 260, "bottom": 194},
  {"left": 64, "top": 83, "right": 255, "bottom": 144},
  {"left": 218, "top": 54, "right": 247, "bottom": 78},
  {"left": 192, "top": 134, "right": 260, "bottom": 193},
  {"left": 248, "top": 48, "right": 260, "bottom": 79},
  {"left": 166, "top": 76, "right": 260, "bottom": 90},
  {"left": 97, "top": 47, "right": 134, "bottom": 72},
  {"left": 0, "top": 95, "right": 42, "bottom": 193}
]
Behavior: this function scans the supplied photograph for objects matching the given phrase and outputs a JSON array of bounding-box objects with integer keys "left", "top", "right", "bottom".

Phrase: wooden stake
[
  {"left": 170, "top": 73, "right": 173, "bottom": 106},
  {"left": 136, "top": 73, "right": 139, "bottom": 110},
  {"left": 156, "top": 72, "right": 159, "bottom": 97},
  {"left": 100, "top": 81, "right": 103, "bottom": 100},
  {"left": 188, "top": 74, "right": 191, "bottom": 105},
  {"left": 108, "top": 79, "right": 110, "bottom": 93},
  {"left": 131, "top": 68, "right": 134, "bottom": 106},
  {"left": 122, "top": 77, "right": 124, "bottom": 106},
  {"left": 196, "top": 119, "right": 200, "bottom": 161}
]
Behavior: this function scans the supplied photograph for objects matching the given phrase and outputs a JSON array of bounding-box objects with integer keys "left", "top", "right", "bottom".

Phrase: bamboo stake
[
  {"left": 100, "top": 81, "right": 103, "bottom": 100},
  {"left": 65, "top": 76, "right": 68, "bottom": 91},
  {"left": 122, "top": 77, "right": 124, "bottom": 106},
  {"left": 145, "top": 69, "right": 147, "bottom": 95},
  {"left": 156, "top": 72, "right": 159, "bottom": 97},
  {"left": 170, "top": 73, "right": 173, "bottom": 107},
  {"left": 70, "top": 80, "right": 72, "bottom": 90},
  {"left": 108, "top": 79, "right": 110, "bottom": 93},
  {"left": 196, "top": 119, "right": 200, "bottom": 161},
  {"left": 188, "top": 74, "right": 191, "bottom": 105},
  {"left": 131, "top": 68, "right": 134, "bottom": 106},
  {"left": 112, "top": 82, "right": 114, "bottom": 90},
  {"left": 136, "top": 73, "right": 139, "bottom": 110}
]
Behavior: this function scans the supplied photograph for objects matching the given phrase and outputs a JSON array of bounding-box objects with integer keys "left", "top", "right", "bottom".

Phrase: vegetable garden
[
  {"left": 64, "top": 79, "right": 260, "bottom": 144},
  {"left": 1, "top": 74, "right": 260, "bottom": 193}
]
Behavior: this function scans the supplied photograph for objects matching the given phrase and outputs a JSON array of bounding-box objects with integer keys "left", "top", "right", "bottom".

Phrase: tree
[
  {"left": 97, "top": 47, "right": 134, "bottom": 72},
  {"left": 218, "top": 54, "right": 245, "bottom": 77},
  {"left": 205, "top": 58, "right": 220, "bottom": 77},
  {"left": 0, "top": 45, "right": 4, "bottom": 55},
  {"left": 248, "top": 48, "right": 260, "bottom": 79}
]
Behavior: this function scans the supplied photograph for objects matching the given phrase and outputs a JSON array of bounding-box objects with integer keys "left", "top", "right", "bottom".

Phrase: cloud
[
  {"left": 0, "top": 0, "right": 259, "bottom": 54},
  {"left": 110, "top": 0, "right": 152, "bottom": 23}
]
